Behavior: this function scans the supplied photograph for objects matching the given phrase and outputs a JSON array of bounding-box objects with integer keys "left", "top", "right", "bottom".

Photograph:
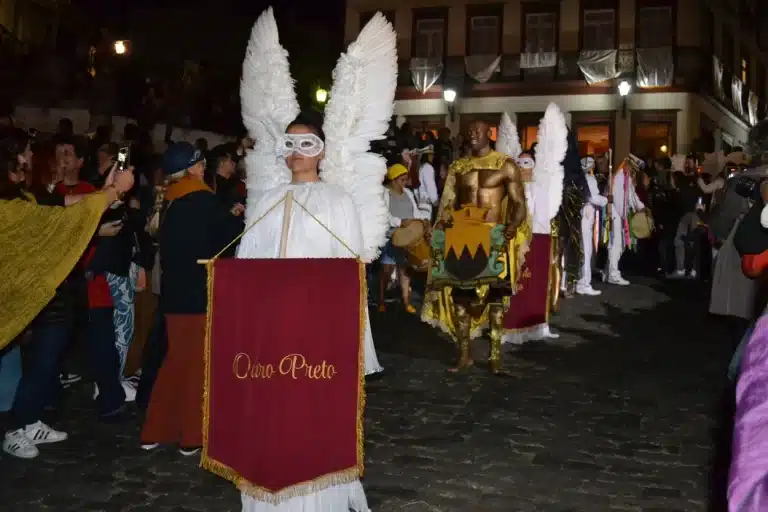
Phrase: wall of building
[
  {"left": 345, "top": 0, "right": 698, "bottom": 56},
  {"left": 393, "top": 91, "right": 751, "bottom": 157}
]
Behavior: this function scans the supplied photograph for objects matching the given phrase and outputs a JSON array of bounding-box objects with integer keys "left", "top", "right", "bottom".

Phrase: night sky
[{"left": 72, "top": 0, "right": 346, "bottom": 105}]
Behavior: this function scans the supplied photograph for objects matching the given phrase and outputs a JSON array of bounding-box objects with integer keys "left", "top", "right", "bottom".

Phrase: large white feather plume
[
  {"left": 319, "top": 12, "right": 397, "bottom": 262},
  {"left": 496, "top": 112, "right": 521, "bottom": 159},
  {"left": 533, "top": 103, "right": 568, "bottom": 221},
  {"left": 240, "top": 7, "right": 299, "bottom": 225}
]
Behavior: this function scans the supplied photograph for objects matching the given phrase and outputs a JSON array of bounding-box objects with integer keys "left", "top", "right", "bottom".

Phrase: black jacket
[
  {"left": 160, "top": 188, "right": 243, "bottom": 314},
  {"left": 88, "top": 203, "right": 155, "bottom": 276}
]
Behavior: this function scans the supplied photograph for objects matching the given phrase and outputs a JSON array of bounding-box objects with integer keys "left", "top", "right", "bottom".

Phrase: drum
[
  {"left": 430, "top": 205, "right": 507, "bottom": 288},
  {"left": 630, "top": 210, "right": 654, "bottom": 240},
  {"left": 392, "top": 221, "right": 430, "bottom": 271}
]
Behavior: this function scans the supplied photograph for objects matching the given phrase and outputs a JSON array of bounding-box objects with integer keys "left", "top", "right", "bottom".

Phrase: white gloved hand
[{"left": 761, "top": 203, "right": 768, "bottom": 228}]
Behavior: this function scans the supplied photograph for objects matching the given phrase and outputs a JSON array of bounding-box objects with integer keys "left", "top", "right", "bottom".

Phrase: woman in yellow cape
[{"left": 0, "top": 142, "right": 135, "bottom": 352}]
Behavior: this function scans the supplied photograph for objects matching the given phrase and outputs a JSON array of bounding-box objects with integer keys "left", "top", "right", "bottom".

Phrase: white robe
[
  {"left": 236, "top": 180, "right": 379, "bottom": 512},
  {"left": 577, "top": 174, "right": 608, "bottom": 289}
]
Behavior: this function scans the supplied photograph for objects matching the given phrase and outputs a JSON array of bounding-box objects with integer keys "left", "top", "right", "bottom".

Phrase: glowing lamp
[
  {"left": 443, "top": 89, "right": 457, "bottom": 103},
  {"left": 660, "top": 145, "right": 668, "bottom": 153},
  {"left": 315, "top": 88, "right": 328, "bottom": 104},
  {"left": 114, "top": 40, "right": 127, "bottom": 55},
  {"left": 617, "top": 80, "right": 632, "bottom": 97}
]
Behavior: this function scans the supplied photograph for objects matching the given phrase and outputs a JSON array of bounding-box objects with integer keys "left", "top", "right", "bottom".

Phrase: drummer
[{"left": 378, "top": 163, "right": 431, "bottom": 314}]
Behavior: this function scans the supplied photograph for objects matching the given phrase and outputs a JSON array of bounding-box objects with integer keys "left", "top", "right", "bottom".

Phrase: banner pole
[{"left": 279, "top": 191, "right": 294, "bottom": 259}]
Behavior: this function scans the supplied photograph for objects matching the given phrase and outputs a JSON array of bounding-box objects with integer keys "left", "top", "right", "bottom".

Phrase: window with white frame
[
  {"left": 469, "top": 15, "right": 500, "bottom": 55},
  {"left": 582, "top": 9, "right": 616, "bottom": 50},
  {"left": 636, "top": 6, "right": 673, "bottom": 47},
  {"left": 524, "top": 12, "right": 557, "bottom": 53},
  {"left": 413, "top": 18, "right": 445, "bottom": 58}
]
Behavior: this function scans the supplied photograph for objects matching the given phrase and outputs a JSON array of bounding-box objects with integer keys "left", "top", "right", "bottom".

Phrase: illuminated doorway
[
  {"left": 575, "top": 124, "right": 611, "bottom": 156},
  {"left": 632, "top": 123, "right": 672, "bottom": 159},
  {"left": 515, "top": 112, "right": 544, "bottom": 152}
]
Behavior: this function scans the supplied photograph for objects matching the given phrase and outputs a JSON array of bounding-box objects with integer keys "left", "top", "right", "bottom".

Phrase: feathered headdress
[
  {"left": 319, "top": 12, "right": 398, "bottom": 262},
  {"left": 239, "top": 9, "right": 397, "bottom": 262},
  {"left": 240, "top": 7, "right": 299, "bottom": 226},
  {"left": 496, "top": 112, "right": 521, "bottom": 159},
  {"left": 532, "top": 103, "right": 568, "bottom": 221}
]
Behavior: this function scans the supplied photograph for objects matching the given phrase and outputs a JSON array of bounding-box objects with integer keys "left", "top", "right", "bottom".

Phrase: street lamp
[
  {"left": 617, "top": 80, "right": 632, "bottom": 97},
  {"left": 617, "top": 80, "right": 631, "bottom": 119},
  {"left": 114, "top": 40, "right": 127, "bottom": 55},
  {"left": 315, "top": 88, "right": 328, "bottom": 104},
  {"left": 443, "top": 88, "right": 457, "bottom": 121}
]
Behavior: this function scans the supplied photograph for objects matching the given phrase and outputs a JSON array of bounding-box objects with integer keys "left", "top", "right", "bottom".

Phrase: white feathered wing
[
  {"left": 240, "top": 7, "right": 299, "bottom": 227},
  {"left": 533, "top": 103, "right": 568, "bottom": 221},
  {"left": 319, "top": 12, "right": 397, "bottom": 262},
  {"left": 496, "top": 112, "right": 521, "bottom": 159}
]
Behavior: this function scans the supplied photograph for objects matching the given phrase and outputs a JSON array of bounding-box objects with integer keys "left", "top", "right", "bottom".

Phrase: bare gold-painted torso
[{"left": 454, "top": 169, "right": 508, "bottom": 223}]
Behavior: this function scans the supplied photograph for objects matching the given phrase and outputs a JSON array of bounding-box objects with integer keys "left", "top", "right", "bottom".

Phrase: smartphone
[{"left": 116, "top": 145, "right": 130, "bottom": 171}]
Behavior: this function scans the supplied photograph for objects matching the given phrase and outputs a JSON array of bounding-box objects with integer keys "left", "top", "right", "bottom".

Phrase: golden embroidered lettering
[
  {"left": 279, "top": 354, "right": 337, "bottom": 380},
  {"left": 232, "top": 353, "right": 275, "bottom": 380},
  {"left": 231, "top": 353, "right": 337, "bottom": 380}
]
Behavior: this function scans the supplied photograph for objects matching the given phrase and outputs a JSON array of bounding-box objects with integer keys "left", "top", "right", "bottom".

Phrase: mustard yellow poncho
[{"left": 0, "top": 193, "right": 108, "bottom": 350}]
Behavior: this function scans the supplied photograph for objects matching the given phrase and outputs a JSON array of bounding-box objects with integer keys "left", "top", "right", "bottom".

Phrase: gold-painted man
[{"left": 422, "top": 120, "right": 528, "bottom": 374}]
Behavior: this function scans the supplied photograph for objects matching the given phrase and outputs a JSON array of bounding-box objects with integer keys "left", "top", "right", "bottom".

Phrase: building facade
[
  {"left": 0, "top": 0, "right": 70, "bottom": 47},
  {"left": 344, "top": 0, "right": 768, "bottom": 162}
]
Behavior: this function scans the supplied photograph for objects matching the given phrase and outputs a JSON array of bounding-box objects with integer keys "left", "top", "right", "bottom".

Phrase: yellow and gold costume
[
  {"left": 421, "top": 151, "right": 530, "bottom": 372},
  {"left": 0, "top": 193, "right": 108, "bottom": 349}
]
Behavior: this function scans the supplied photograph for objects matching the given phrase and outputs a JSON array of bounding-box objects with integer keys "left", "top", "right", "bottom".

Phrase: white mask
[
  {"left": 516, "top": 157, "right": 535, "bottom": 169},
  {"left": 276, "top": 133, "right": 325, "bottom": 158}
]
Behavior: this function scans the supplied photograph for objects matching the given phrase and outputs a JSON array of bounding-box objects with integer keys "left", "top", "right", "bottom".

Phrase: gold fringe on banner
[{"left": 198, "top": 192, "right": 367, "bottom": 504}]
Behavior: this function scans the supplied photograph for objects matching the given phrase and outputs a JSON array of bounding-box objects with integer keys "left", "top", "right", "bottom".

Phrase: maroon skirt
[{"left": 503, "top": 233, "right": 551, "bottom": 331}]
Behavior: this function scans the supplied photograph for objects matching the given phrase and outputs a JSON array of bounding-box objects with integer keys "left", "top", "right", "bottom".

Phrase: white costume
[
  {"left": 604, "top": 156, "right": 645, "bottom": 285},
  {"left": 497, "top": 107, "right": 567, "bottom": 344},
  {"left": 235, "top": 8, "right": 396, "bottom": 512},
  {"left": 577, "top": 156, "right": 607, "bottom": 295}
]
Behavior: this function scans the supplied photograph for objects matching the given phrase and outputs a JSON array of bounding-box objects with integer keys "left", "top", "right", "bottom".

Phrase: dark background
[{"left": 72, "top": 0, "right": 346, "bottom": 109}]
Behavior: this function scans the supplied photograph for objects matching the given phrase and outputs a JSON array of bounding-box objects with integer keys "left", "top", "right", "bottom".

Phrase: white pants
[
  {"left": 577, "top": 206, "right": 596, "bottom": 288},
  {"left": 607, "top": 213, "right": 625, "bottom": 280}
]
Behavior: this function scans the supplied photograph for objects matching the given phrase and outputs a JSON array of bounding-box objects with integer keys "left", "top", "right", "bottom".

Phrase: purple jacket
[{"left": 731, "top": 315, "right": 768, "bottom": 510}]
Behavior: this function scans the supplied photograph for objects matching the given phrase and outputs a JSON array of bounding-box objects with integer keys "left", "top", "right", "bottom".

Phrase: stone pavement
[{"left": 0, "top": 277, "right": 734, "bottom": 511}]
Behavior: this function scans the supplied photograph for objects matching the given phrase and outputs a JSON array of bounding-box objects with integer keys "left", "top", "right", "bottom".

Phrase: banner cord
[{"left": 205, "top": 192, "right": 359, "bottom": 264}]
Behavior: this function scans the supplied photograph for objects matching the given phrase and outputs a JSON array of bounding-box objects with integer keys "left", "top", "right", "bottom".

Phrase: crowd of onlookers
[{"left": 0, "top": 115, "right": 251, "bottom": 459}]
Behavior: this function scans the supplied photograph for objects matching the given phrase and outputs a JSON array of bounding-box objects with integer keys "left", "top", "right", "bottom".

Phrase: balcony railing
[{"left": 397, "top": 45, "right": 708, "bottom": 93}]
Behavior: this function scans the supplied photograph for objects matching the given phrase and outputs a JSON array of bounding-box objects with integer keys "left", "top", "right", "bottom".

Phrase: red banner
[
  {"left": 202, "top": 258, "right": 365, "bottom": 503},
  {"left": 504, "top": 233, "right": 552, "bottom": 331}
]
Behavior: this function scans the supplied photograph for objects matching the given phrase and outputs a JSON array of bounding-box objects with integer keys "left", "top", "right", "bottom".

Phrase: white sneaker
[
  {"left": 95, "top": 381, "right": 136, "bottom": 403},
  {"left": 576, "top": 286, "right": 602, "bottom": 296},
  {"left": 666, "top": 269, "right": 686, "bottom": 279},
  {"left": 688, "top": 270, "right": 698, "bottom": 279},
  {"left": 3, "top": 429, "right": 39, "bottom": 459},
  {"left": 607, "top": 276, "right": 630, "bottom": 286},
  {"left": 121, "top": 380, "right": 137, "bottom": 403},
  {"left": 141, "top": 443, "right": 160, "bottom": 451},
  {"left": 23, "top": 421, "right": 67, "bottom": 444},
  {"left": 179, "top": 447, "right": 201, "bottom": 456}
]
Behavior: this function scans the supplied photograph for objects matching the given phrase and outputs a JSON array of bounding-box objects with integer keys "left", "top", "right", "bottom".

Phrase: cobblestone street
[{"left": 0, "top": 278, "right": 734, "bottom": 511}]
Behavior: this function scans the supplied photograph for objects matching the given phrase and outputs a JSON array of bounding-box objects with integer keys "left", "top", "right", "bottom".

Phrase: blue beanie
[{"left": 163, "top": 142, "right": 204, "bottom": 177}]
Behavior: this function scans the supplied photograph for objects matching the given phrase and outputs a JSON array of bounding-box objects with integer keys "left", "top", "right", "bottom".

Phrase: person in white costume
[
  {"left": 577, "top": 156, "right": 607, "bottom": 296},
  {"left": 234, "top": 8, "right": 396, "bottom": 512},
  {"left": 604, "top": 154, "right": 645, "bottom": 286},
  {"left": 496, "top": 106, "right": 567, "bottom": 345}
]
